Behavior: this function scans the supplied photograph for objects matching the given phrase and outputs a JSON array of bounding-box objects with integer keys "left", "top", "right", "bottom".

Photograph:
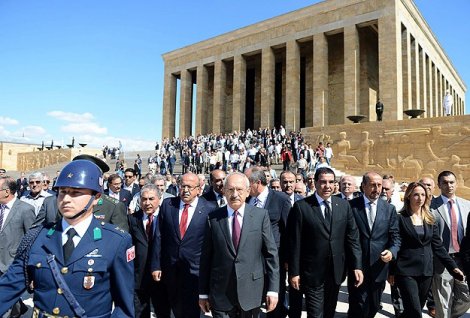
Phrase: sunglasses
[{"left": 29, "top": 181, "right": 42, "bottom": 185}]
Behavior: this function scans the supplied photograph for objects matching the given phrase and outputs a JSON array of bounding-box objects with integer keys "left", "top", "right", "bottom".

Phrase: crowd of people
[{"left": 0, "top": 127, "right": 469, "bottom": 318}]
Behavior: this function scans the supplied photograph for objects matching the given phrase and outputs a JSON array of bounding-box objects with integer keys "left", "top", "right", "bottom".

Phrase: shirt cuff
[
  {"left": 267, "top": 291, "right": 278, "bottom": 297},
  {"left": 199, "top": 294, "right": 209, "bottom": 299}
]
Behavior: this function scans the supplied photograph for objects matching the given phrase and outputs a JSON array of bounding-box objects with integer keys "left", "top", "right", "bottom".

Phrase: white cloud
[
  {"left": 61, "top": 122, "right": 107, "bottom": 135},
  {"left": 47, "top": 111, "right": 95, "bottom": 123},
  {"left": 23, "top": 125, "right": 47, "bottom": 135},
  {"left": 0, "top": 125, "right": 47, "bottom": 144},
  {"left": 0, "top": 116, "right": 19, "bottom": 125}
]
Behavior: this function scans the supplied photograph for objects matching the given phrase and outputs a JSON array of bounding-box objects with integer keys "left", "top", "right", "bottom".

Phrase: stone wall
[
  {"left": 302, "top": 114, "right": 470, "bottom": 199},
  {"left": 0, "top": 142, "right": 39, "bottom": 171}
]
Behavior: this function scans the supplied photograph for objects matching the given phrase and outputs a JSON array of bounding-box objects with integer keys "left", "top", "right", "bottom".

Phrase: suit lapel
[
  {"left": 307, "top": 195, "right": 330, "bottom": 232},
  {"left": 42, "top": 222, "right": 66, "bottom": 264},
  {"left": 134, "top": 211, "right": 148, "bottom": 246},
  {"left": 355, "top": 200, "right": 371, "bottom": 236},
  {"left": 170, "top": 199, "right": 182, "bottom": 240},
  {"left": 372, "top": 200, "right": 387, "bottom": 234},
  {"left": 2, "top": 199, "right": 19, "bottom": 230},
  {"left": 238, "top": 205, "right": 254, "bottom": 251},
  {"left": 218, "top": 208, "right": 236, "bottom": 256},
  {"left": 185, "top": 199, "right": 205, "bottom": 237},
  {"left": 402, "top": 214, "right": 421, "bottom": 244},
  {"left": 434, "top": 197, "right": 451, "bottom": 229}
]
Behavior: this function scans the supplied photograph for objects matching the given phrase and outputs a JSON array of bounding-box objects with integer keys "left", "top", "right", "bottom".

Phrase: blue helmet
[{"left": 54, "top": 160, "right": 103, "bottom": 193}]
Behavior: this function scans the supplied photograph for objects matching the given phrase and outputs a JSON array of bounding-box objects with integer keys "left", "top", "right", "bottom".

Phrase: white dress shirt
[{"left": 61, "top": 214, "right": 94, "bottom": 247}]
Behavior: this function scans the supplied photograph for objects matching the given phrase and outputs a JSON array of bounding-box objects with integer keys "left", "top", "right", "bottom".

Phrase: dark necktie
[
  {"left": 63, "top": 228, "right": 78, "bottom": 263},
  {"left": 232, "top": 210, "right": 241, "bottom": 251},
  {"left": 146, "top": 214, "right": 154, "bottom": 241},
  {"left": 324, "top": 201, "right": 332, "bottom": 227},
  {"left": 449, "top": 199, "right": 460, "bottom": 252},
  {"left": 0, "top": 204, "right": 5, "bottom": 231},
  {"left": 219, "top": 195, "right": 226, "bottom": 207},
  {"left": 180, "top": 204, "right": 189, "bottom": 239}
]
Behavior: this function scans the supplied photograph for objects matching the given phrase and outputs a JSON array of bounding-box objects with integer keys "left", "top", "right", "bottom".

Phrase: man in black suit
[
  {"left": 151, "top": 173, "right": 217, "bottom": 318},
  {"left": 202, "top": 169, "right": 227, "bottom": 207},
  {"left": 347, "top": 172, "right": 401, "bottom": 318},
  {"left": 128, "top": 184, "right": 170, "bottom": 318},
  {"left": 199, "top": 172, "right": 279, "bottom": 317},
  {"left": 105, "top": 174, "right": 133, "bottom": 209},
  {"left": 245, "top": 167, "right": 292, "bottom": 318},
  {"left": 288, "top": 167, "right": 363, "bottom": 318},
  {"left": 123, "top": 168, "right": 140, "bottom": 197},
  {"left": 280, "top": 171, "right": 303, "bottom": 206}
]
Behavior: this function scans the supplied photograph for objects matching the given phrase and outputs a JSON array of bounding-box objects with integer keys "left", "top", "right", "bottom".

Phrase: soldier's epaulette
[
  {"left": 99, "top": 221, "right": 128, "bottom": 237},
  {"left": 103, "top": 195, "right": 119, "bottom": 204}
]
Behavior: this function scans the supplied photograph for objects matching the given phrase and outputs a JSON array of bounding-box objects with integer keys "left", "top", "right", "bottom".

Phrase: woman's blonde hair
[{"left": 400, "top": 181, "right": 435, "bottom": 225}]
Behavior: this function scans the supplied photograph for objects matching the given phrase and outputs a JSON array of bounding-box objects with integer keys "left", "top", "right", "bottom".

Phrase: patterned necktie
[
  {"left": 63, "top": 228, "right": 78, "bottom": 263},
  {"left": 253, "top": 198, "right": 261, "bottom": 208},
  {"left": 368, "top": 202, "right": 375, "bottom": 230},
  {"left": 0, "top": 204, "right": 5, "bottom": 231},
  {"left": 219, "top": 195, "right": 226, "bottom": 207},
  {"left": 449, "top": 199, "right": 460, "bottom": 252},
  {"left": 180, "top": 204, "right": 189, "bottom": 239},
  {"left": 232, "top": 210, "right": 241, "bottom": 251},
  {"left": 146, "top": 214, "right": 154, "bottom": 241}
]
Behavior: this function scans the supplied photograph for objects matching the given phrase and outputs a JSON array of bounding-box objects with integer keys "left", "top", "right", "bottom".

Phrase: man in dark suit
[
  {"left": 202, "top": 169, "right": 227, "bottom": 207},
  {"left": 0, "top": 176, "right": 35, "bottom": 317},
  {"left": 431, "top": 171, "right": 470, "bottom": 318},
  {"left": 105, "top": 174, "right": 133, "bottom": 209},
  {"left": 347, "top": 172, "right": 401, "bottom": 318},
  {"left": 199, "top": 172, "right": 280, "bottom": 317},
  {"left": 128, "top": 184, "right": 170, "bottom": 318},
  {"left": 16, "top": 172, "right": 28, "bottom": 198},
  {"left": 245, "top": 167, "right": 292, "bottom": 318},
  {"left": 280, "top": 170, "right": 304, "bottom": 318},
  {"left": 123, "top": 168, "right": 140, "bottom": 197},
  {"left": 280, "top": 171, "right": 303, "bottom": 206},
  {"left": 288, "top": 167, "right": 363, "bottom": 318},
  {"left": 151, "top": 173, "right": 217, "bottom": 318}
]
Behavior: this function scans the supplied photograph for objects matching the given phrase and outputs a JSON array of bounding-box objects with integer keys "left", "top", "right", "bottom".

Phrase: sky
[{"left": 0, "top": 0, "right": 468, "bottom": 151}]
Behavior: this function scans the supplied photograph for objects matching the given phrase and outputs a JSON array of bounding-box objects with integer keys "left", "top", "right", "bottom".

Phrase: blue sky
[{"left": 0, "top": 0, "right": 468, "bottom": 150}]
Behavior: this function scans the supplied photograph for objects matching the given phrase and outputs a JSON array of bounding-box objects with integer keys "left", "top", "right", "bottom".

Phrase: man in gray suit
[
  {"left": 0, "top": 176, "right": 35, "bottom": 317},
  {"left": 431, "top": 171, "right": 470, "bottom": 318},
  {"left": 199, "top": 172, "right": 280, "bottom": 317}
]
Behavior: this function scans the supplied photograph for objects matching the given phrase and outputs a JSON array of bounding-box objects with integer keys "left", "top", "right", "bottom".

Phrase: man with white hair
[{"left": 20, "top": 171, "right": 52, "bottom": 215}]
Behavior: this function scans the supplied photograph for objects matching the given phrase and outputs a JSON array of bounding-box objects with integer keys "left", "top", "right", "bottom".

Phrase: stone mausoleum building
[{"left": 161, "top": 0, "right": 466, "bottom": 138}]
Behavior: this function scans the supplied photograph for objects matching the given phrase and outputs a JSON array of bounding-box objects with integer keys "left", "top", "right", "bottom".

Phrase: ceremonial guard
[{"left": 0, "top": 159, "right": 135, "bottom": 317}]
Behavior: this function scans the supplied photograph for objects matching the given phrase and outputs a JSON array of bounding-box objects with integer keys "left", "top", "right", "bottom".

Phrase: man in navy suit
[
  {"left": 347, "top": 172, "right": 401, "bottom": 318},
  {"left": 201, "top": 169, "right": 226, "bottom": 207},
  {"left": 128, "top": 184, "right": 170, "bottom": 318},
  {"left": 105, "top": 174, "right": 133, "bottom": 209},
  {"left": 245, "top": 167, "right": 292, "bottom": 318},
  {"left": 151, "top": 173, "right": 217, "bottom": 318}
]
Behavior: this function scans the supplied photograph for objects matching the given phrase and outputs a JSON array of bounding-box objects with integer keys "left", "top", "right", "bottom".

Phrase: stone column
[
  {"left": 402, "top": 27, "right": 412, "bottom": 111},
  {"left": 162, "top": 70, "right": 177, "bottom": 138},
  {"left": 428, "top": 57, "right": 433, "bottom": 117},
  {"left": 433, "top": 64, "right": 439, "bottom": 117},
  {"left": 196, "top": 64, "right": 208, "bottom": 135},
  {"left": 213, "top": 60, "right": 226, "bottom": 134},
  {"left": 313, "top": 33, "right": 328, "bottom": 127},
  {"left": 344, "top": 24, "right": 360, "bottom": 121},
  {"left": 379, "top": 14, "right": 403, "bottom": 120},
  {"left": 261, "top": 47, "right": 275, "bottom": 129},
  {"left": 179, "top": 69, "right": 192, "bottom": 138},
  {"left": 421, "top": 50, "right": 427, "bottom": 117},
  {"left": 232, "top": 54, "right": 246, "bottom": 132},
  {"left": 286, "top": 40, "right": 300, "bottom": 131}
]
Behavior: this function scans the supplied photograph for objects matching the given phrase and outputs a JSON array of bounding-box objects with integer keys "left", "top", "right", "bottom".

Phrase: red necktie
[
  {"left": 449, "top": 199, "right": 460, "bottom": 252},
  {"left": 146, "top": 214, "right": 154, "bottom": 241},
  {"left": 180, "top": 204, "right": 189, "bottom": 239},
  {"left": 232, "top": 210, "right": 241, "bottom": 251}
]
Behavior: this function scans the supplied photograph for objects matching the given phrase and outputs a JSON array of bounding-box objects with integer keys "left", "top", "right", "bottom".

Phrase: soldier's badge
[
  {"left": 83, "top": 275, "right": 95, "bottom": 290},
  {"left": 94, "top": 214, "right": 105, "bottom": 220},
  {"left": 126, "top": 246, "right": 135, "bottom": 262}
]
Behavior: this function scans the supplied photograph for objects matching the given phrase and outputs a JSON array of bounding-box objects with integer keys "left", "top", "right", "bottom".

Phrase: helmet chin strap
[{"left": 69, "top": 195, "right": 96, "bottom": 220}]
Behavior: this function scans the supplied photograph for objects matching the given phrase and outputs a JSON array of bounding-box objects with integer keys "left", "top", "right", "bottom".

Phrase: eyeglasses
[
  {"left": 124, "top": 175, "right": 134, "bottom": 179},
  {"left": 179, "top": 185, "right": 200, "bottom": 191},
  {"left": 29, "top": 181, "right": 41, "bottom": 185}
]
